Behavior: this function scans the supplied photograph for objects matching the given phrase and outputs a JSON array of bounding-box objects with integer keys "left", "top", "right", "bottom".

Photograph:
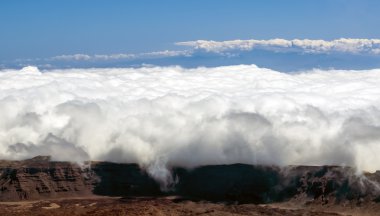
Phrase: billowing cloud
[
  {"left": 1, "top": 65, "right": 380, "bottom": 185},
  {"left": 177, "top": 38, "right": 380, "bottom": 54}
]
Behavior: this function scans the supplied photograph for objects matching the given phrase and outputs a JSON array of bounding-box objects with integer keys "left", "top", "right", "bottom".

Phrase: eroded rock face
[
  {"left": 0, "top": 156, "right": 380, "bottom": 205},
  {"left": 285, "top": 166, "right": 380, "bottom": 205},
  {"left": 0, "top": 157, "right": 95, "bottom": 201}
]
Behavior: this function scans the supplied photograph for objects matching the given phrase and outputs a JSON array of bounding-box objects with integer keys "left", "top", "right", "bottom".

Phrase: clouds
[
  {"left": 1, "top": 65, "right": 380, "bottom": 186},
  {"left": 50, "top": 50, "right": 192, "bottom": 61},
  {"left": 3, "top": 38, "right": 380, "bottom": 71},
  {"left": 6, "top": 38, "right": 380, "bottom": 72},
  {"left": 52, "top": 38, "right": 380, "bottom": 63},
  {"left": 177, "top": 38, "right": 380, "bottom": 55}
]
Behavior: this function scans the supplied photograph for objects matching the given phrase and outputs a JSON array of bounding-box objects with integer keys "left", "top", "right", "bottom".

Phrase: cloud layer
[
  {"left": 1, "top": 65, "right": 380, "bottom": 184},
  {"left": 177, "top": 38, "right": 380, "bottom": 54}
]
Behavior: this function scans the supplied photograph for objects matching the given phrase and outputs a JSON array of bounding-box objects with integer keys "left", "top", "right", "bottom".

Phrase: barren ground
[{"left": 1, "top": 196, "right": 379, "bottom": 216}]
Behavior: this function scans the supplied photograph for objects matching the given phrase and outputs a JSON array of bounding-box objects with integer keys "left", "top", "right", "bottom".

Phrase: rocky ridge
[{"left": 0, "top": 156, "right": 379, "bottom": 207}]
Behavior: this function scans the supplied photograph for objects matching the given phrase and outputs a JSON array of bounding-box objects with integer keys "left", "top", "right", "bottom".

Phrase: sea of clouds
[{"left": 0, "top": 65, "right": 380, "bottom": 185}]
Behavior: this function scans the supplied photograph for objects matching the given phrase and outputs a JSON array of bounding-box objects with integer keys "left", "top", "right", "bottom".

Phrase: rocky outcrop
[
  {"left": 0, "top": 156, "right": 95, "bottom": 201},
  {"left": 1, "top": 156, "right": 380, "bottom": 205},
  {"left": 91, "top": 162, "right": 161, "bottom": 196},
  {"left": 286, "top": 166, "right": 380, "bottom": 205},
  {"left": 173, "top": 165, "right": 380, "bottom": 204}
]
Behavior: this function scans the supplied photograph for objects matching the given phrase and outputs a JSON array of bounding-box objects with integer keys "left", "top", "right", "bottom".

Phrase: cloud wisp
[
  {"left": 51, "top": 38, "right": 380, "bottom": 63},
  {"left": 177, "top": 38, "right": 380, "bottom": 55},
  {"left": 1, "top": 65, "right": 380, "bottom": 185},
  {"left": 50, "top": 50, "right": 192, "bottom": 61},
  {"left": 4, "top": 38, "right": 380, "bottom": 71}
]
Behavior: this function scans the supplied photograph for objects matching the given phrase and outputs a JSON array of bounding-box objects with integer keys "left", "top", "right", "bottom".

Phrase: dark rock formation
[
  {"left": 91, "top": 162, "right": 161, "bottom": 196},
  {"left": 173, "top": 164, "right": 282, "bottom": 203},
  {"left": 172, "top": 165, "right": 380, "bottom": 204},
  {"left": 1, "top": 156, "right": 379, "bottom": 205}
]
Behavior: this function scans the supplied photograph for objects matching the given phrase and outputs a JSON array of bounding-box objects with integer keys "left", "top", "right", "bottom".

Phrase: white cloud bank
[
  {"left": 1, "top": 65, "right": 380, "bottom": 184},
  {"left": 177, "top": 38, "right": 380, "bottom": 54}
]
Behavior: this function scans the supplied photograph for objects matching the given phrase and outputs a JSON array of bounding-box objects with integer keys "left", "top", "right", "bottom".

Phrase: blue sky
[{"left": 1, "top": 0, "right": 380, "bottom": 70}]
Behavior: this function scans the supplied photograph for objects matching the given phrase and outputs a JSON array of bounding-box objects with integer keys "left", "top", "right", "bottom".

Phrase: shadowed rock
[{"left": 0, "top": 156, "right": 379, "bottom": 205}]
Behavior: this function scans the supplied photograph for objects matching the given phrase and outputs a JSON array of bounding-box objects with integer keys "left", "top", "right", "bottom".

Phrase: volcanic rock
[{"left": 1, "top": 156, "right": 380, "bottom": 206}]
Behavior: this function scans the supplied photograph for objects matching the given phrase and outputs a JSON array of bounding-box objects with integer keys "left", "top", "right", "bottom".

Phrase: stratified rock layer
[{"left": 0, "top": 156, "right": 94, "bottom": 201}]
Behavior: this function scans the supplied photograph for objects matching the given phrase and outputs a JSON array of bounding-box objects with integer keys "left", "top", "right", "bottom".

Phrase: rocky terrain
[
  {"left": 1, "top": 156, "right": 380, "bottom": 215},
  {"left": 0, "top": 156, "right": 95, "bottom": 201}
]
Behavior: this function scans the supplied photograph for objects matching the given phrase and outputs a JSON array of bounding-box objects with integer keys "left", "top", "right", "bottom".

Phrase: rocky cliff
[
  {"left": 1, "top": 156, "right": 380, "bottom": 206},
  {"left": 0, "top": 156, "right": 94, "bottom": 201}
]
